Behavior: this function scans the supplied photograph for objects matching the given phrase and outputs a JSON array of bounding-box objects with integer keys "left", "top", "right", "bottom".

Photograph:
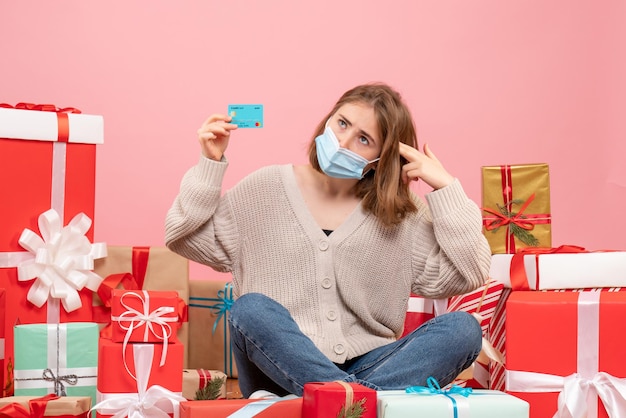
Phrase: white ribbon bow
[
  {"left": 112, "top": 291, "right": 177, "bottom": 368},
  {"left": 16, "top": 209, "right": 107, "bottom": 312},
  {"left": 91, "top": 344, "right": 185, "bottom": 418}
]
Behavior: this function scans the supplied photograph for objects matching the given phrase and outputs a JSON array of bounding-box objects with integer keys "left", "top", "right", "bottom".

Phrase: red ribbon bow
[{"left": 0, "top": 394, "right": 60, "bottom": 418}]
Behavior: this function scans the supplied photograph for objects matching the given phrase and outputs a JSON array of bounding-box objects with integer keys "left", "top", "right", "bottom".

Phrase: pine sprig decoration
[
  {"left": 194, "top": 376, "right": 226, "bottom": 400},
  {"left": 488, "top": 199, "right": 539, "bottom": 246},
  {"left": 337, "top": 398, "right": 366, "bottom": 418}
]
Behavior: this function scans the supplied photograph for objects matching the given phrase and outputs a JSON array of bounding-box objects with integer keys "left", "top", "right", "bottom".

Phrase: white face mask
[{"left": 314, "top": 122, "right": 379, "bottom": 179}]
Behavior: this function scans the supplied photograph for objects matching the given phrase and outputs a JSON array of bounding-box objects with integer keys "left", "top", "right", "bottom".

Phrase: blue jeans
[{"left": 228, "top": 293, "right": 482, "bottom": 397}]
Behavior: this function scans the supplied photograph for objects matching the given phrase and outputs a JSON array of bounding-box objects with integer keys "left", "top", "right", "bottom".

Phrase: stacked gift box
[
  {"left": 92, "top": 289, "right": 186, "bottom": 417},
  {"left": 480, "top": 162, "right": 626, "bottom": 417},
  {"left": 0, "top": 103, "right": 105, "bottom": 416}
]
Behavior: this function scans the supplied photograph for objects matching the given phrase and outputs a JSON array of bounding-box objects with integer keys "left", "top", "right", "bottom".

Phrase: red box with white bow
[{"left": 110, "top": 289, "right": 183, "bottom": 344}]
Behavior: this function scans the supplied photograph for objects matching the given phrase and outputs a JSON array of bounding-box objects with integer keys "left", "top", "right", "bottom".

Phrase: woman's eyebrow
[{"left": 337, "top": 113, "right": 375, "bottom": 141}]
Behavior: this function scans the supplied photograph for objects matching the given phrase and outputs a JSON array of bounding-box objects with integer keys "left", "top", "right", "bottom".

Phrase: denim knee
[
  {"left": 229, "top": 292, "right": 272, "bottom": 327},
  {"left": 444, "top": 311, "right": 483, "bottom": 354}
]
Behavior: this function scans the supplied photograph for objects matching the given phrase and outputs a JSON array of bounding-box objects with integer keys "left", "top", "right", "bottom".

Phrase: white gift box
[
  {"left": 0, "top": 106, "right": 104, "bottom": 144},
  {"left": 489, "top": 252, "right": 626, "bottom": 290}
]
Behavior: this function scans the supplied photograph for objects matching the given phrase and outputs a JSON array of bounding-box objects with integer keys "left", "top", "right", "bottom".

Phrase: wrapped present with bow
[
  {"left": 13, "top": 323, "right": 99, "bottom": 408},
  {"left": 0, "top": 103, "right": 104, "bottom": 395},
  {"left": 490, "top": 245, "right": 626, "bottom": 290},
  {"left": 481, "top": 163, "right": 551, "bottom": 254},
  {"left": 188, "top": 280, "right": 237, "bottom": 377},
  {"left": 93, "top": 342, "right": 185, "bottom": 418},
  {"left": 376, "top": 377, "right": 529, "bottom": 417},
  {"left": 182, "top": 368, "right": 227, "bottom": 400},
  {"left": 0, "top": 289, "right": 5, "bottom": 396},
  {"left": 505, "top": 290, "right": 626, "bottom": 418},
  {"left": 109, "top": 289, "right": 186, "bottom": 345},
  {"left": 0, "top": 394, "right": 92, "bottom": 418},
  {"left": 302, "top": 381, "right": 377, "bottom": 418},
  {"left": 179, "top": 396, "right": 302, "bottom": 418},
  {"left": 93, "top": 246, "right": 189, "bottom": 366}
]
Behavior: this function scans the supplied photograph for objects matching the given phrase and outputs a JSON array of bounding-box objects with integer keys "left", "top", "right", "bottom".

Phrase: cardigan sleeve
[
  {"left": 410, "top": 178, "right": 492, "bottom": 298},
  {"left": 164, "top": 155, "right": 239, "bottom": 272}
]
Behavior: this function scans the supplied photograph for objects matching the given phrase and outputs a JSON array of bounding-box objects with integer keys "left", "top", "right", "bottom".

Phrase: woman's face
[{"left": 327, "top": 102, "right": 382, "bottom": 162}]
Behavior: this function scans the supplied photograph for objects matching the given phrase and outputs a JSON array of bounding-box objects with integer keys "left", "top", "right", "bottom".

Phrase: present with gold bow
[
  {"left": 93, "top": 246, "right": 189, "bottom": 367},
  {"left": 0, "top": 394, "right": 92, "bottom": 418},
  {"left": 13, "top": 323, "right": 99, "bottom": 409},
  {"left": 481, "top": 163, "right": 551, "bottom": 254}
]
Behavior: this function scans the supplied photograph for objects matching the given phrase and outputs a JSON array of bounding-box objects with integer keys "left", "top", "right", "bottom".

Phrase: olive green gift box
[{"left": 13, "top": 322, "right": 99, "bottom": 407}]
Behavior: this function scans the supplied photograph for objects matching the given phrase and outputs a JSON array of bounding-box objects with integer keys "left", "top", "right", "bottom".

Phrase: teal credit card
[{"left": 228, "top": 104, "right": 263, "bottom": 128}]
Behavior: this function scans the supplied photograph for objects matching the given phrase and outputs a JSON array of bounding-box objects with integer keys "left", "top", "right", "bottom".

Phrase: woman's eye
[
  {"left": 338, "top": 119, "right": 347, "bottom": 128},
  {"left": 359, "top": 136, "right": 370, "bottom": 145}
]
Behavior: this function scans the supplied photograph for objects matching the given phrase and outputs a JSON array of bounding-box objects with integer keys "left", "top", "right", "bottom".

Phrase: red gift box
[
  {"left": 180, "top": 397, "right": 302, "bottom": 417},
  {"left": 94, "top": 341, "right": 184, "bottom": 417},
  {"left": 110, "top": 289, "right": 183, "bottom": 344},
  {"left": 505, "top": 290, "right": 626, "bottom": 418},
  {"left": 302, "top": 382, "right": 376, "bottom": 418},
  {"left": 0, "top": 105, "right": 104, "bottom": 396}
]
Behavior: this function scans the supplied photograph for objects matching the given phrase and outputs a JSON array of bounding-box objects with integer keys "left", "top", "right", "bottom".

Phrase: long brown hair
[{"left": 308, "top": 82, "right": 418, "bottom": 227}]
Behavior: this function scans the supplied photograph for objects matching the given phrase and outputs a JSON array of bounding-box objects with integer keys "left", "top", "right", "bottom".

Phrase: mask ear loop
[{"left": 361, "top": 157, "right": 380, "bottom": 177}]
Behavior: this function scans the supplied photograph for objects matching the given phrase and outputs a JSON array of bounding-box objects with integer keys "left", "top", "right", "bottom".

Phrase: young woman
[{"left": 165, "top": 82, "right": 491, "bottom": 398}]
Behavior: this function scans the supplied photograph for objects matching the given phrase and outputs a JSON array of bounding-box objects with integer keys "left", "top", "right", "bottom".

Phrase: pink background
[{"left": 2, "top": 1, "right": 625, "bottom": 280}]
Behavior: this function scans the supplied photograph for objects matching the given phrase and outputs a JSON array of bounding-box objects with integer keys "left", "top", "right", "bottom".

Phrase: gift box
[
  {"left": 13, "top": 323, "right": 99, "bottom": 407},
  {"left": 481, "top": 163, "right": 551, "bottom": 254},
  {"left": 188, "top": 280, "right": 237, "bottom": 377},
  {"left": 0, "top": 289, "right": 5, "bottom": 396},
  {"left": 0, "top": 394, "right": 91, "bottom": 417},
  {"left": 0, "top": 104, "right": 104, "bottom": 394},
  {"left": 302, "top": 382, "right": 376, "bottom": 418},
  {"left": 93, "top": 246, "right": 189, "bottom": 366},
  {"left": 490, "top": 248, "right": 626, "bottom": 290},
  {"left": 97, "top": 338, "right": 183, "bottom": 394},
  {"left": 94, "top": 342, "right": 185, "bottom": 418},
  {"left": 182, "top": 368, "right": 227, "bottom": 400},
  {"left": 179, "top": 397, "right": 302, "bottom": 418},
  {"left": 110, "top": 289, "right": 183, "bottom": 344},
  {"left": 505, "top": 290, "right": 626, "bottom": 418},
  {"left": 377, "top": 388, "right": 529, "bottom": 417}
]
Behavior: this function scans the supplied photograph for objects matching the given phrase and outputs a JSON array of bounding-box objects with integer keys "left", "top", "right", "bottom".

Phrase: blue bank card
[{"left": 228, "top": 104, "right": 264, "bottom": 128}]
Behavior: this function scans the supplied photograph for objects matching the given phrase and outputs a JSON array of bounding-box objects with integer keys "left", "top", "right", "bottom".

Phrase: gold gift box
[
  {"left": 0, "top": 396, "right": 91, "bottom": 417},
  {"left": 481, "top": 164, "right": 551, "bottom": 254}
]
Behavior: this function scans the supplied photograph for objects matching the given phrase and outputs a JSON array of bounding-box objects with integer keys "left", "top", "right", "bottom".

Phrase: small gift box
[
  {"left": 179, "top": 397, "right": 302, "bottom": 418},
  {"left": 0, "top": 394, "right": 92, "bottom": 417},
  {"left": 188, "top": 280, "right": 237, "bottom": 377},
  {"left": 0, "top": 289, "right": 5, "bottom": 396},
  {"left": 93, "top": 246, "right": 189, "bottom": 366},
  {"left": 377, "top": 386, "right": 529, "bottom": 417},
  {"left": 110, "top": 289, "right": 183, "bottom": 344},
  {"left": 302, "top": 382, "right": 377, "bottom": 418},
  {"left": 505, "top": 290, "right": 626, "bottom": 418},
  {"left": 182, "top": 368, "right": 227, "bottom": 400},
  {"left": 93, "top": 343, "right": 185, "bottom": 418},
  {"left": 13, "top": 323, "right": 99, "bottom": 407},
  {"left": 481, "top": 163, "right": 551, "bottom": 254}
]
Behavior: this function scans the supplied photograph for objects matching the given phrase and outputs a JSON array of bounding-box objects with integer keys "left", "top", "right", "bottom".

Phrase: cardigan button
[
  {"left": 326, "top": 310, "right": 337, "bottom": 321},
  {"left": 318, "top": 240, "right": 329, "bottom": 251},
  {"left": 321, "top": 278, "right": 332, "bottom": 289},
  {"left": 334, "top": 344, "right": 345, "bottom": 355}
]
